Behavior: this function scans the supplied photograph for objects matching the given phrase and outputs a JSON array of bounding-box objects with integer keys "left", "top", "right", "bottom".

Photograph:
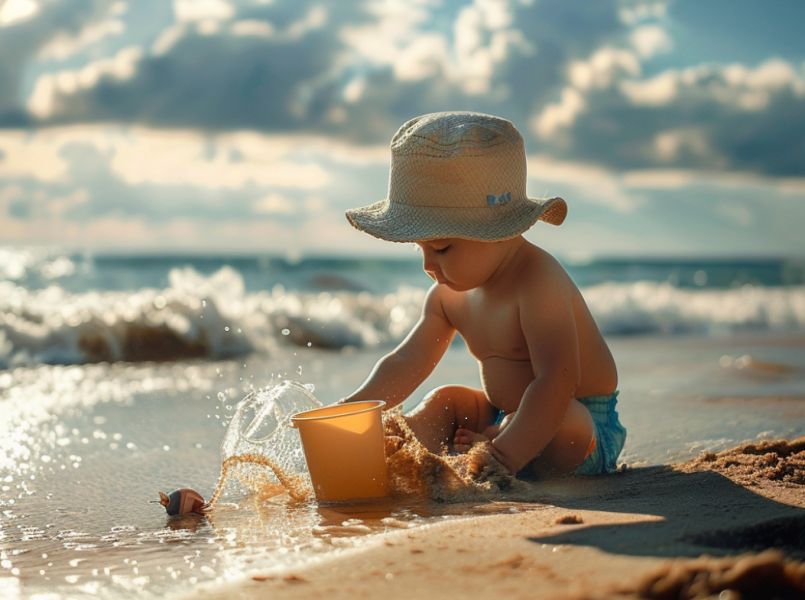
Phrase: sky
[{"left": 0, "top": 0, "right": 803, "bottom": 259}]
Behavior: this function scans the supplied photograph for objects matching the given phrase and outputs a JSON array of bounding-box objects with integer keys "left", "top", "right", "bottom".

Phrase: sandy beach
[
  {"left": 4, "top": 0, "right": 805, "bottom": 595},
  {"left": 3, "top": 331, "right": 804, "bottom": 599},
  {"left": 200, "top": 438, "right": 804, "bottom": 599},
  {"left": 2, "top": 252, "right": 804, "bottom": 599}
]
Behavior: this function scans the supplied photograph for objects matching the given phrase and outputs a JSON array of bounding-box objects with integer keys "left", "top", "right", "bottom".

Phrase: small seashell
[{"left": 157, "top": 488, "right": 208, "bottom": 516}]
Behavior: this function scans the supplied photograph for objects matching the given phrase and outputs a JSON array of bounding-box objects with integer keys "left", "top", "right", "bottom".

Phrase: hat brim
[{"left": 345, "top": 196, "right": 567, "bottom": 243}]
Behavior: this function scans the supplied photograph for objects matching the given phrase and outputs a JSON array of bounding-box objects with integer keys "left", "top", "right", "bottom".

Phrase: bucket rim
[{"left": 290, "top": 400, "right": 386, "bottom": 423}]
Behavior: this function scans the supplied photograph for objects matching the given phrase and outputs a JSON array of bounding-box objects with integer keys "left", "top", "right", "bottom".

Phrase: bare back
[{"left": 437, "top": 243, "right": 617, "bottom": 413}]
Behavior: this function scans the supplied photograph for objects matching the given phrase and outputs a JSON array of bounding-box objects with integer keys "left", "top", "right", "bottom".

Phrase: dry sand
[{"left": 199, "top": 437, "right": 805, "bottom": 600}]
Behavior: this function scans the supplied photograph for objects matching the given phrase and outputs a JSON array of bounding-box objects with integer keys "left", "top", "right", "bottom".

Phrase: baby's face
[{"left": 415, "top": 238, "right": 513, "bottom": 291}]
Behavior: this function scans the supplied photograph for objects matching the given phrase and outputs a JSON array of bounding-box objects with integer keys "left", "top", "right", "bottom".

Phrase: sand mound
[
  {"left": 382, "top": 412, "right": 521, "bottom": 502},
  {"left": 678, "top": 437, "right": 805, "bottom": 485},
  {"left": 606, "top": 550, "right": 805, "bottom": 600}
]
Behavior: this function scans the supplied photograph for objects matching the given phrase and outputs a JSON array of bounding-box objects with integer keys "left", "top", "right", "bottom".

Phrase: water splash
[
  {"left": 207, "top": 453, "right": 311, "bottom": 506},
  {"left": 209, "top": 381, "right": 319, "bottom": 505}
]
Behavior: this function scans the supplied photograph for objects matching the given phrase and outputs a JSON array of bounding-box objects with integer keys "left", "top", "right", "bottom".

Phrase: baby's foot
[{"left": 453, "top": 428, "right": 489, "bottom": 452}]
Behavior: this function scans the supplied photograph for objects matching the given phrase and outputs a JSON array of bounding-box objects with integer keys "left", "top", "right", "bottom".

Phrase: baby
[{"left": 341, "top": 112, "right": 626, "bottom": 478}]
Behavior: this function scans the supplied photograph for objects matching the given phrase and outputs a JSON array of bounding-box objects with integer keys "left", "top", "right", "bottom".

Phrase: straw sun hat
[{"left": 345, "top": 111, "right": 567, "bottom": 243}]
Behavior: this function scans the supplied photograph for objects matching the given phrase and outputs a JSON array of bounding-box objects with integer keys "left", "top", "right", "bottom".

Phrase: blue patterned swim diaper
[{"left": 574, "top": 391, "right": 627, "bottom": 476}]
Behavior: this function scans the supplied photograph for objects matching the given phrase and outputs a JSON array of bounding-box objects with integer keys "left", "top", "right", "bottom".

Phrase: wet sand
[
  {"left": 198, "top": 437, "right": 804, "bottom": 600},
  {"left": 4, "top": 332, "right": 804, "bottom": 598}
]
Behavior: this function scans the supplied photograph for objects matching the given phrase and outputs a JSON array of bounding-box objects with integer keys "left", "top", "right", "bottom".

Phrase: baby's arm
[
  {"left": 341, "top": 284, "right": 455, "bottom": 409},
  {"left": 487, "top": 264, "right": 580, "bottom": 473}
]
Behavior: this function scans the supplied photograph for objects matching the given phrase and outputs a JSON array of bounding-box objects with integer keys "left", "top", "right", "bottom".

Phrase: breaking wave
[{"left": 1, "top": 265, "right": 804, "bottom": 368}]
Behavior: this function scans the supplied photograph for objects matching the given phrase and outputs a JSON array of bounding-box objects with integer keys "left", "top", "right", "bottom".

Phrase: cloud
[
  {"left": 28, "top": 46, "right": 143, "bottom": 119},
  {"left": 534, "top": 38, "right": 805, "bottom": 176},
  {"left": 527, "top": 154, "right": 644, "bottom": 213},
  {"left": 0, "top": 125, "right": 391, "bottom": 253},
  {"left": 37, "top": 6, "right": 126, "bottom": 61},
  {"left": 621, "top": 167, "right": 805, "bottom": 196},
  {"left": 534, "top": 45, "right": 641, "bottom": 139},
  {"left": 253, "top": 192, "right": 295, "bottom": 215},
  {"left": 25, "top": 2, "right": 357, "bottom": 133},
  {"left": 105, "top": 129, "right": 333, "bottom": 190},
  {"left": 0, "top": 129, "right": 69, "bottom": 181},
  {"left": 3, "top": 0, "right": 803, "bottom": 180},
  {"left": 629, "top": 24, "right": 672, "bottom": 58},
  {"left": 12, "top": 0, "right": 624, "bottom": 144},
  {"left": 0, "top": 125, "right": 388, "bottom": 186},
  {"left": 341, "top": 0, "right": 535, "bottom": 95},
  {"left": 173, "top": 0, "right": 235, "bottom": 23},
  {"left": 619, "top": 59, "right": 805, "bottom": 110},
  {"left": 3, "top": 122, "right": 801, "bottom": 257},
  {"left": 617, "top": 1, "right": 668, "bottom": 26},
  {"left": 618, "top": 70, "right": 676, "bottom": 106},
  {"left": 0, "top": 0, "right": 108, "bottom": 124},
  {"left": 330, "top": 0, "right": 625, "bottom": 141},
  {"left": 0, "top": 0, "right": 39, "bottom": 27}
]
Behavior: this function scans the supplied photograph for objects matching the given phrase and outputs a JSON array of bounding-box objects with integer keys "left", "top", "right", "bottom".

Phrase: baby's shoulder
[
  {"left": 517, "top": 244, "right": 569, "bottom": 287},
  {"left": 507, "top": 245, "right": 576, "bottom": 313}
]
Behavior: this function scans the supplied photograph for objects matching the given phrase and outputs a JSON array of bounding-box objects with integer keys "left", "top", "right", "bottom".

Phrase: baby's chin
[
  {"left": 427, "top": 272, "right": 476, "bottom": 292},
  {"left": 440, "top": 280, "right": 475, "bottom": 292}
]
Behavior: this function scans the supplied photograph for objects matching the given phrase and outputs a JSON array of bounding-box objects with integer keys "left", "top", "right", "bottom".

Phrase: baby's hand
[{"left": 466, "top": 441, "right": 513, "bottom": 487}]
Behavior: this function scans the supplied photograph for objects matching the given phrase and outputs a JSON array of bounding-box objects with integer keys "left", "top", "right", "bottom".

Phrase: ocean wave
[
  {"left": 0, "top": 267, "right": 424, "bottom": 368},
  {"left": 0, "top": 247, "right": 78, "bottom": 284},
  {"left": 586, "top": 281, "right": 805, "bottom": 335},
  {"left": 1, "top": 267, "right": 804, "bottom": 368}
]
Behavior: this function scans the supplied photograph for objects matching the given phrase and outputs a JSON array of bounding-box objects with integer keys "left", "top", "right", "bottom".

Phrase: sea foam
[
  {"left": 1, "top": 266, "right": 804, "bottom": 367},
  {"left": 587, "top": 281, "right": 805, "bottom": 335},
  {"left": 0, "top": 266, "right": 423, "bottom": 368}
]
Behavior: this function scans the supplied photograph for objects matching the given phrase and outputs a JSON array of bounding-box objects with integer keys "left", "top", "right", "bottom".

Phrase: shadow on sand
[{"left": 524, "top": 466, "right": 804, "bottom": 559}]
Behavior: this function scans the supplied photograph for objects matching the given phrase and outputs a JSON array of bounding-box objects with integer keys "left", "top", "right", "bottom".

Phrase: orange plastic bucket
[{"left": 290, "top": 401, "right": 388, "bottom": 503}]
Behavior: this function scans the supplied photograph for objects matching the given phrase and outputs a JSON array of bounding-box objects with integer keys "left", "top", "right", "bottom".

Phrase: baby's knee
[
  {"left": 424, "top": 385, "right": 492, "bottom": 432},
  {"left": 423, "top": 385, "right": 471, "bottom": 409}
]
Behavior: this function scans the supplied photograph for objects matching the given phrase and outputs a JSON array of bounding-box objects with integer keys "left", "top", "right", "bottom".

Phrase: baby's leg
[
  {"left": 404, "top": 385, "right": 495, "bottom": 454},
  {"left": 523, "top": 398, "right": 595, "bottom": 478}
]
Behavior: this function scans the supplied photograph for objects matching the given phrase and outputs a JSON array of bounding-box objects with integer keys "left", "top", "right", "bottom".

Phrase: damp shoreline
[
  {"left": 2, "top": 332, "right": 805, "bottom": 599},
  {"left": 195, "top": 437, "right": 805, "bottom": 600}
]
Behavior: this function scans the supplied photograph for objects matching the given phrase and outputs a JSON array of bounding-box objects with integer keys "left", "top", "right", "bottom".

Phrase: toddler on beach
[{"left": 341, "top": 112, "right": 626, "bottom": 478}]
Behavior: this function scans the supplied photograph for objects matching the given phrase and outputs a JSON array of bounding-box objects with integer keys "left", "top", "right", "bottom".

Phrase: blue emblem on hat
[{"left": 486, "top": 191, "right": 512, "bottom": 206}]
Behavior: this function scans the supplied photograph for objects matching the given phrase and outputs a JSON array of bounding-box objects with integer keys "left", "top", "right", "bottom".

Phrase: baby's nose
[
  {"left": 422, "top": 250, "right": 438, "bottom": 273},
  {"left": 423, "top": 262, "right": 441, "bottom": 281}
]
